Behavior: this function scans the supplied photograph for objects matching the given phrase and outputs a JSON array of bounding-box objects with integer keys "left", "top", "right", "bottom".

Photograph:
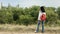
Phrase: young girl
[{"left": 35, "top": 6, "right": 46, "bottom": 33}]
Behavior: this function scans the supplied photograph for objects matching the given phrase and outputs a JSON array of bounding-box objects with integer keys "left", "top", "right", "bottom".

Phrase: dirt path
[{"left": 0, "top": 31, "right": 59, "bottom": 34}]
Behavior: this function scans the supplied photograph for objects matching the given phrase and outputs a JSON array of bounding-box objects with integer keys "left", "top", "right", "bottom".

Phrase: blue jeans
[{"left": 36, "top": 20, "right": 44, "bottom": 32}]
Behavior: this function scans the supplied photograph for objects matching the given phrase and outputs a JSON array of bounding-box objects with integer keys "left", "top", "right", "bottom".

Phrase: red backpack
[{"left": 40, "top": 14, "right": 46, "bottom": 21}]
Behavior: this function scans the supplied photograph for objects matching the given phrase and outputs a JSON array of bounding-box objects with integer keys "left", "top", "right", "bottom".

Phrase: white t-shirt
[{"left": 38, "top": 11, "right": 46, "bottom": 20}]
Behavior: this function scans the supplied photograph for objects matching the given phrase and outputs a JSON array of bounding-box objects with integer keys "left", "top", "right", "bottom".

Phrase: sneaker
[{"left": 35, "top": 31, "right": 38, "bottom": 33}]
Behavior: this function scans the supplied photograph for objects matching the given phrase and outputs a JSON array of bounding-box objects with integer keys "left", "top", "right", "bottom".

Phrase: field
[{"left": 0, "top": 24, "right": 60, "bottom": 34}]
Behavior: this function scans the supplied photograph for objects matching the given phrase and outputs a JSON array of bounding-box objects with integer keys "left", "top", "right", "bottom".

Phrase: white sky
[{"left": 0, "top": 0, "right": 60, "bottom": 8}]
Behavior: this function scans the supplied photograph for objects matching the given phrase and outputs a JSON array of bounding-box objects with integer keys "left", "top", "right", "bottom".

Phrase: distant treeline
[{"left": 0, "top": 6, "right": 60, "bottom": 26}]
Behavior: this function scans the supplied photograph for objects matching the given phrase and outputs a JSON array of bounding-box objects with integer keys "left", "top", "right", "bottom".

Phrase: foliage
[{"left": 0, "top": 6, "right": 60, "bottom": 26}]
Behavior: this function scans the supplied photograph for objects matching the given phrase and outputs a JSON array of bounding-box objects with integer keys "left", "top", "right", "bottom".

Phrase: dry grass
[{"left": 0, "top": 24, "right": 60, "bottom": 34}]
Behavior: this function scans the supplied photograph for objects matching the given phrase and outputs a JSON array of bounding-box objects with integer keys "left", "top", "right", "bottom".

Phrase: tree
[
  {"left": 57, "top": 7, "right": 60, "bottom": 20},
  {"left": 45, "top": 7, "right": 58, "bottom": 26}
]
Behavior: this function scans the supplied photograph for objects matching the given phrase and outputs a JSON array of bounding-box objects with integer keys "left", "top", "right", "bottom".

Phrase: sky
[{"left": 0, "top": 0, "right": 60, "bottom": 8}]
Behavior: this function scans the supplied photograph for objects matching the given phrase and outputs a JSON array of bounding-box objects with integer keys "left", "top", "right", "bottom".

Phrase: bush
[{"left": 19, "top": 15, "right": 34, "bottom": 26}]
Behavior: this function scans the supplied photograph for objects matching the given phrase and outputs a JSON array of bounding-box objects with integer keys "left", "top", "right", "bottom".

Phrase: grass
[{"left": 0, "top": 24, "right": 60, "bottom": 34}]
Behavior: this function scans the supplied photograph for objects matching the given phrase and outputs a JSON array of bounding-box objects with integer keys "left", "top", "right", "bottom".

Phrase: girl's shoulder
[{"left": 42, "top": 12, "right": 46, "bottom": 14}]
